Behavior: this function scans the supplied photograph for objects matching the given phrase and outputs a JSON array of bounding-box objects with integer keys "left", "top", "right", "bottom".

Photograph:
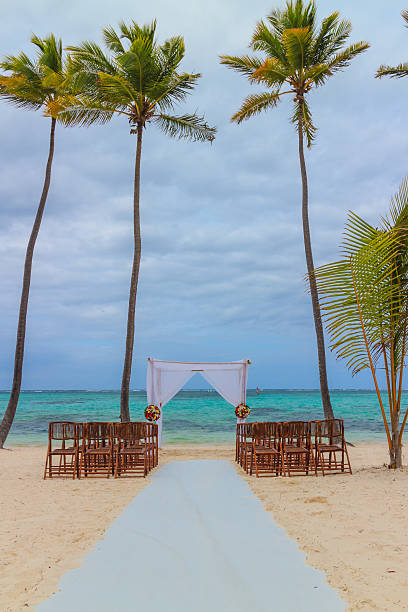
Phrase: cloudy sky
[{"left": 0, "top": 0, "right": 407, "bottom": 390}]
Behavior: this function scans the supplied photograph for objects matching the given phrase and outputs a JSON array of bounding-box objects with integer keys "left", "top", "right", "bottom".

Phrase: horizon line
[{"left": 0, "top": 387, "right": 392, "bottom": 393}]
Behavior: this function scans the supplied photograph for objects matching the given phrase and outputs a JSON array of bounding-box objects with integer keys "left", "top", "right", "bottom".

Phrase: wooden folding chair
[
  {"left": 80, "top": 422, "right": 114, "bottom": 478},
  {"left": 312, "top": 419, "right": 352, "bottom": 476},
  {"left": 143, "top": 422, "right": 158, "bottom": 471},
  {"left": 281, "top": 421, "right": 315, "bottom": 476},
  {"left": 238, "top": 422, "right": 253, "bottom": 473},
  {"left": 250, "top": 422, "right": 285, "bottom": 477},
  {"left": 44, "top": 422, "right": 82, "bottom": 479},
  {"left": 115, "top": 422, "right": 149, "bottom": 478},
  {"left": 235, "top": 423, "right": 241, "bottom": 463}
]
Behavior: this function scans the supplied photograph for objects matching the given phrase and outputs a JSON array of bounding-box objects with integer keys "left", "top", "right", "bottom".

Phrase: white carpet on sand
[{"left": 37, "top": 460, "right": 345, "bottom": 612}]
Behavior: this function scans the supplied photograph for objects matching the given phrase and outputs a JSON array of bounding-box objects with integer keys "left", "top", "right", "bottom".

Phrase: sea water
[{"left": 0, "top": 389, "right": 399, "bottom": 446}]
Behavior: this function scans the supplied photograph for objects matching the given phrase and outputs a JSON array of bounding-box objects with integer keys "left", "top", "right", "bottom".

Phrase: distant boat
[{"left": 256, "top": 386, "right": 261, "bottom": 395}]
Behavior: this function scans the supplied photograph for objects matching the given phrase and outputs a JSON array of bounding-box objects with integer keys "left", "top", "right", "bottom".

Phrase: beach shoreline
[{"left": 1, "top": 442, "right": 407, "bottom": 611}]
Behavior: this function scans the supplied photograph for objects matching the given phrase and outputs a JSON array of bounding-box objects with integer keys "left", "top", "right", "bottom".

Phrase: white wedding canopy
[{"left": 146, "top": 359, "right": 251, "bottom": 446}]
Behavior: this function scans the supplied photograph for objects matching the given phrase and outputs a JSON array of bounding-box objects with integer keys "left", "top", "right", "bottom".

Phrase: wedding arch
[{"left": 146, "top": 358, "right": 251, "bottom": 446}]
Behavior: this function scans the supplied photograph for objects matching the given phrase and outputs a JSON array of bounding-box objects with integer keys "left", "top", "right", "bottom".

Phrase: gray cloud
[{"left": 0, "top": 0, "right": 407, "bottom": 390}]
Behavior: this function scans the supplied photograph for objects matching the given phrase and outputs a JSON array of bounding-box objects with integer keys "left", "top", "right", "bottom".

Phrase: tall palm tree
[
  {"left": 0, "top": 35, "right": 72, "bottom": 448},
  {"left": 220, "top": 0, "right": 369, "bottom": 419},
  {"left": 376, "top": 10, "right": 408, "bottom": 79},
  {"left": 63, "top": 21, "right": 216, "bottom": 422}
]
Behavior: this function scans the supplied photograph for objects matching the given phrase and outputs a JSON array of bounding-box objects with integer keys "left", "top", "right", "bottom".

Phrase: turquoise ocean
[{"left": 0, "top": 389, "right": 399, "bottom": 446}]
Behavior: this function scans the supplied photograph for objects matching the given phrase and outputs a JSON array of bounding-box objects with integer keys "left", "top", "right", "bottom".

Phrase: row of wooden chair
[
  {"left": 236, "top": 419, "right": 352, "bottom": 477},
  {"left": 44, "top": 421, "right": 158, "bottom": 479}
]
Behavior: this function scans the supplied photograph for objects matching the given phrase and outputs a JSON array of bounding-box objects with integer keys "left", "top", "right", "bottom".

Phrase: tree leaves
[
  {"left": 0, "top": 36, "right": 74, "bottom": 119},
  {"left": 230, "top": 91, "right": 281, "bottom": 123},
  {"left": 64, "top": 20, "right": 215, "bottom": 141},
  {"left": 154, "top": 113, "right": 216, "bottom": 142},
  {"left": 376, "top": 10, "right": 408, "bottom": 80},
  {"left": 220, "top": 0, "right": 369, "bottom": 148},
  {"left": 314, "top": 180, "right": 408, "bottom": 376}
]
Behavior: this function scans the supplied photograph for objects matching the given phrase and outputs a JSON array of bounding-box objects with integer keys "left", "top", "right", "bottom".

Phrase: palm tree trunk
[
  {"left": 297, "top": 105, "right": 334, "bottom": 420},
  {"left": 120, "top": 124, "right": 143, "bottom": 422},
  {"left": 0, "top": 117, "right": 56, "bottom": 449},
  {"left": 390, "top": 417, "right": 402, "bottom": 468}
]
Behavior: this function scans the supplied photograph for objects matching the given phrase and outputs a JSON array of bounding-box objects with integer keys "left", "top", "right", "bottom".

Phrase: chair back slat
[
  {"left": 282, "top": 421, "right": 310, "bottom": 445},
  {"left": 252, "top": 421, "right": 280, "bottom": 444},
  {"left": 49, "top": 422, "right": 78, "bottom": 441},
  {"left": 84, "top": 422, "right": 113, "bottom": 441},
  {"left": 312, "top": 419, "right": 344, "bottom": 444},
  {"left": 115, "top": 422, "right": 147, "bottom": 441}
]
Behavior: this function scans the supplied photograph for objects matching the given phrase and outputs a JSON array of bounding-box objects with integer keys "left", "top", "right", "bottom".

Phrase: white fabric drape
[{"left": 146, "top": 359, "right": 249, "bottom": 446}]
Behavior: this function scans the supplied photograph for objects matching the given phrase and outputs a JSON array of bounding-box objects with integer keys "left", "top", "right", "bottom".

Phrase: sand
[{"left": 1, "top": 443, "right": 407, "bottom": 611}]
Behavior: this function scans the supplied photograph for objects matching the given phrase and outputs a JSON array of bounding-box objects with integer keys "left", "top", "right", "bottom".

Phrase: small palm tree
[
  {"left": 376, "top": 10, "right": 408, "bottom": 79},
  {"left": 63, "top": 21, "right": 216, "bottom": 422},
  {"left": 313, "top": 179, "right": 408, "bottom": 468},
  {"left": 0, "top": 34, "right": 72, "bottom": 448},
  {"left": 220, "top": 0, "right": 369, "bottom": 419}
]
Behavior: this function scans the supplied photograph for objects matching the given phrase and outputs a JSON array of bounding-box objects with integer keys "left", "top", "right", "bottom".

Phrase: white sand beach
[{"left": 1, "top": 443, "right": 407, "bottom": 611}]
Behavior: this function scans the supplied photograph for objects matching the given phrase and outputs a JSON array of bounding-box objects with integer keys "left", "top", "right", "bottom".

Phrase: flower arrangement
[
  {"left": 144, "top": 405, "right": 161, "bottom": 421},
  {"left": 235, "top": 403, "right": 251, "bottom": 419}
]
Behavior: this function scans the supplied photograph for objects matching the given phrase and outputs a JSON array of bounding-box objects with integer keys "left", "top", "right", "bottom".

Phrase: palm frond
[
  {"left": 219, "top": 54, "right": 264, "bottom": 78},
  {"left": 118, "top": 38, "right": 160, "bottom": 93},
  {"left": 381, "top": 178, "right": 408, "bottom": 230},
  {"left": 251, "top": 20, "right": 288, "bottom": 64},
  {"left": 312, "top": 16, "right": 352, "bottom": 63},
  {"left": 148, "top": 72, "right": 201, "bottom": 112},
  {"left": 314, "top": 178, "right": 408, "bottom": 384},
  {"left": 327, "top": 41, "right": 370, "bottom": 74},
  {"left": 314, "top": 231, "right": 406, "bottom": 374},
  {"left": 279, "top": 0, "right": 316, "bottom": 30},
  {"left": 119, "top": 19, "right": 157, "bottom": 46},
  {"left": 33, "top": 34, "right": 63, "bottom": 74},
  {"left": 0, "top": 51, "right": 41, "bottom": 83},
  {"left": 342, "top": 211, "right": 378, "bottom": 255},
  {"left": 97, "top": 72, "right": 139, "bottom": 106},
  {"left": 281, "top": 27, "right": 313, "bottom": 70},
  {"left": 231, "top": 91, "right": 282, "bottom": 124},
  {"left": 291, "top": 97, "right": 316, "bottom": 147},
  {"left": 103, "top": 26, "right": 125, "bottom": 54},
  {"left": 56, "top": 96, "right": 117, "bottom": 127},
  {"left": 158, "top": 36, "right": 185, "bottom": 76},
  {"left": 252, "top": 57, "right": 292, "bottom": 86},
  {"left": 66, "top": 42, "right": 116, "bottom": 76},
  {"left": 154, "top": 112, "right": 216, "bottom": 142},
  {"left": 303, "top": 62, "right": 331, "bottom": 87},
  {"left": 376, "top": 63, "right": 408, "bottom": 79},
  {"left": 0, "top": 75, "right": 44, "bottom": 109}
]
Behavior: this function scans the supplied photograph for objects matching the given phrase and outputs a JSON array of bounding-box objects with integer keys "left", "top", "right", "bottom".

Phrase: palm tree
[
  {"left": 376, "top": 10, "right": 408, "bottom": 79},
  {"left": 220, "top": 0, "right": 369, "bottom": 419},
  {"left": 313, "top": 179, "right": 408, "bottom": 468},
  {"left": 63, "top": 21, "right": 216, "bottom": 422},
  {"left": 0, "top": 35, "right": 72, "bottom": 449}
]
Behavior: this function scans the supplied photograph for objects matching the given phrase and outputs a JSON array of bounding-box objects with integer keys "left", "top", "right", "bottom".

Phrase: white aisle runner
[{"left": 37, "top": 460, "right": 345, "bottom": 612}]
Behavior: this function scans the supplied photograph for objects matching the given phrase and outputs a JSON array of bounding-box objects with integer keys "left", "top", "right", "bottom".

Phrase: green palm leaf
[
  {"left": 281, "top": 27, "right": 312, "bottom": 69},
  {"left": 314, "top": 181, "right": 408, "bottom": 378},
  {"left": 219, "top": 55, "right": 264, "bottom": 78},
  {"left": 154, "top": 113, "right": 216, "bottom": 142},
  {"left": 376, "top": 11, "right": 408, "bottom": 81},
  {"left": 376, "top": 63, "right": 408, "bottom": 79},
  {"left": 231, "top": 91, "right": 281, "bottom": 124},
  {"left": 220, "top": 1, "right": 368, "bottom": 146},
  {"left": 55, "top": 96, "right": 116, "bottom": 126},
  {"left": 65, "top": 20, "right": 215, "bottom": 141},
  {"left": 327, "top": 42, "right": 370, "bottom": 74}
]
